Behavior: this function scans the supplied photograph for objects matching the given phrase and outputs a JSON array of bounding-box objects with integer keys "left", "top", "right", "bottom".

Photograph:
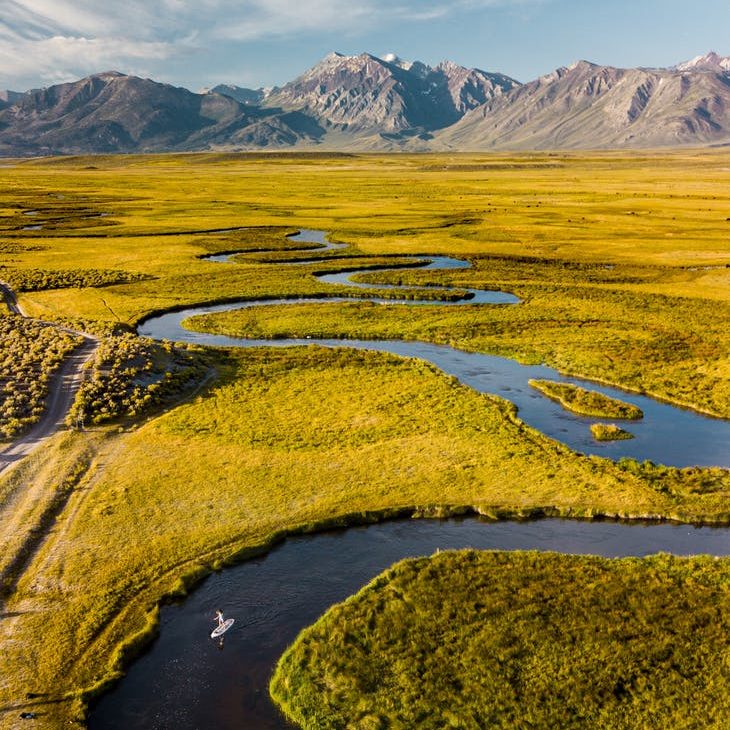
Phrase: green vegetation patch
[
  {"left": 67, "top": 334, "right": 209, "bottom": 426},
  {"left": 271, "top": 550, "right": 730, "bottom": 730},
  {"left": 0, "top": 266, "right": 149, "bottom": 292},
  {"left": 529, "top": 379, "right": 643, "bottom": 420},
  {"left": 0, "top": 314, "right": 83, "bottom": 440},
  {"left": 0, "top": 190, "right": 118, "bottom": 234},
  {"left": 592, "top": 423, "right": 635, "bottom": 441}
]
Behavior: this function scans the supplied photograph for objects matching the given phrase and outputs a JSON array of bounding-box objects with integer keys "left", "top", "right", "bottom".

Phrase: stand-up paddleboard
[{"left": 211, "top": 618, "right": 234, "bottom": 638}]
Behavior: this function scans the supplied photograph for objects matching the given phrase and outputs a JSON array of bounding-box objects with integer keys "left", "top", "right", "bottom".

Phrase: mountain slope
[
  {"left": 0, "top": 90, "right": 24, "bottom": 110},
  {"left": 0, "top": 72, "right": 323, "bottom": 155},
  {"left": 265, "top": 52, "right": 519, "bottom": 136},
  {"left": 2, "top": 52, "right": 730, "bottom": 154},
  {"left": 436, "top": 60, "right": 730, "bottom": 149}
]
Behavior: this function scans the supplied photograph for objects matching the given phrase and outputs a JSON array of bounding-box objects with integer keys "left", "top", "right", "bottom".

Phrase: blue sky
[{"left": 1, "top": 0, "right": 729, "bottom": 91}]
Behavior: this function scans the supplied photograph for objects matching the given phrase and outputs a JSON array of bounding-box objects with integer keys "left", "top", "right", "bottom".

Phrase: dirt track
[{"left": 0, "top": 283, "right": 99, "bottom": 474}]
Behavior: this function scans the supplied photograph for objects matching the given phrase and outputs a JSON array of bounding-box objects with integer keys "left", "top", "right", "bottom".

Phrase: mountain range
[{"left": 1, "top": 51, "right": 729, "bottom": 155}]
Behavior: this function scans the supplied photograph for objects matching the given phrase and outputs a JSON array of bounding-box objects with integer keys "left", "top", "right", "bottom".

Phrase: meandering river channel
[
  {"left": 88, "top": 228, "right": 730, "bottom": 728},
  {"left": 89, "top": 518, "right": 730, "bottom": 730},
  {"left": 140, "top": 229, "right": 730, "bottom": 468}
]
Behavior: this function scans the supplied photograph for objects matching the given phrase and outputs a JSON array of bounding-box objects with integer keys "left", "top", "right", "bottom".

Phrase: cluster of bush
[
  {"left": 67, "top": 334, "right": 208, "bottom": 427},
  {"left": 0, "top": 315, "right": 83, "bottom": 440},
  {"left": 590, "top": 423, "right": 634, "bottom": 441},
  {"left": 0, "top": 242, "right": 46, "bottom": 254},
  {"left": 0, "top": 266, "right": 148, "bottom": 292}
]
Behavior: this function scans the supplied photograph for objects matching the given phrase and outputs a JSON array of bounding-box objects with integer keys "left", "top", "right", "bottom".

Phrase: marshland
[{"left": 0, "top": 150, "right": 729, "bottom": 728}]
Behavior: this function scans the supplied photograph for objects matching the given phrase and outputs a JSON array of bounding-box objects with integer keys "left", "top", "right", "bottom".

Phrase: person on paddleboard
[{"left": 214, "top": 609, "right": 225, "bottom": 628}]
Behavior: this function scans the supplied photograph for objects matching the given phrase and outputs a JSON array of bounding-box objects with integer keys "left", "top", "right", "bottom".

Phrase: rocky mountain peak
[
  {"left": 265, "top": 52, "right": 520, "bottom": 134},
  {"left": 566, "top": 60, "right": 601, "bottom": 72},
  {"left": 675, "top": 51, "right": 730, "bottom": 72},
  {"left": 93, "top": 70, "right": 126, "bottom": 80}
]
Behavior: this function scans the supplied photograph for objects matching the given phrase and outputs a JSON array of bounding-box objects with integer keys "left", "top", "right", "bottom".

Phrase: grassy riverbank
[
  {"left": 0, "top": 151, "right": 728, "bottom": 727},
  {"left": 271, "top": 549, "right": 730, "bottom": 729},
  {"left": 528, "top": 380, "right": 643, "bottom": 420},
  {"left": 188, "top": 280, "right": 730, "bottom": 418},
  {"left": 2, "top": 346, "right": 729, "bottom": 726}
]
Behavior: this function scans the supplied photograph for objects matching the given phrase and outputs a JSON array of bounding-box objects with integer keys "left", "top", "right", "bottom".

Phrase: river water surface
[
  {"left": 88, "top": 518, "right": 730, "bottom": 730},
  {"left": 140, "top": 229, "right": 730, "bottom": 468},
  {"left": 88, "top": 229, "right": 730, "bottom": 728}
]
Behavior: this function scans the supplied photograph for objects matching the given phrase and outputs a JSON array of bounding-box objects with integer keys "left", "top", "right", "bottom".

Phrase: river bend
[
  {"left": 87, "top": 228, "right": 730, "bottom": 729},
  {"left": 140, "top": 229, "right": 730, "bottom": 468}
]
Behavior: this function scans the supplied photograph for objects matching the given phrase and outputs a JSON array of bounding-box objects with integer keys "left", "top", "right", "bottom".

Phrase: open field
[
  {"left": 2, "top": 152, "right": 727, "bottom": 416},
  {"left": 271, "top": 549, "right": 730, "bottom": 729},
  {"left": 0, "top": 150, "right": 729, "bottom": 727}
]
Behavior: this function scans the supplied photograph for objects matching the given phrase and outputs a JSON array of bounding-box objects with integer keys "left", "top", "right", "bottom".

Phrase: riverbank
[
  {"left": 2, "top": 344, "right": 729, "bottom": 728},
  {"left": 91, "top": 519, "right": 730, "bottom": 729},
  {"left": 271, "top": 549, "right": 730, "bottom": 729}
]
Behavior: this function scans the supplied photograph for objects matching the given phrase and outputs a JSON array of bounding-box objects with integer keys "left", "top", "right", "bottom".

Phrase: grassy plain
[
  {"left": 3, "top": 152, "right": 729, "bottom": 419},
  {"left": 271, "top": 550, "right": 730, "bottom": 729},
  {"left": 0, "top": 151, "right": 729, "bottom": 727}
]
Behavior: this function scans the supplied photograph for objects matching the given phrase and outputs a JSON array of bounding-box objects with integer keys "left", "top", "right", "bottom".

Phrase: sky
[{"left": 1, "top": 0, "right": 729, "bottom": 92}]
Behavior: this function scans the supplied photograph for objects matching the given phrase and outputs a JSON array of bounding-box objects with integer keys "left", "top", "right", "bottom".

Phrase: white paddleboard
[{"left": 211, "top": 618, "right": 234, "bottom": 638}]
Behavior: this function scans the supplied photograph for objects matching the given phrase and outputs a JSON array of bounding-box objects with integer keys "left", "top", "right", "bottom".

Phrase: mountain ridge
[
  {"left": 1, "top": 51, "right": 729, "bottom": 155},
  {"left": 0, "top": 71, "right": 324, "bottom": 156},
  {"left": 263, "top": 52, "right": 519, "bottom": 136},
  {"left": 435, "top": 58, "right": 730, "bottom": 149}
]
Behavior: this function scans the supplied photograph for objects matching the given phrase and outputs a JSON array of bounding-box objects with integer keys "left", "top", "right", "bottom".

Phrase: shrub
[
  {"left": 0, "top": 314, "right": 83, "bottom": 439},
  {"left": 590, "top": 423, "right": 635, "bottom": 441},
  {"left": 67, "top": 334, "right": 208, "bottom": 427},
  {"left": 0, "top": 266, "right": 149, "bottom": 292}
]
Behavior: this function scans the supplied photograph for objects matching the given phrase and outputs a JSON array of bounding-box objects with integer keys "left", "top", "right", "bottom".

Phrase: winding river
[
  {"left": 141, "top": 229, "right": 730, "bottom": 468},
  {"left": 88, "top": 228, "right": 730, "bottom": 729},
  {"left": 89, "top": 518, "right": 730, "bottom": 730}
]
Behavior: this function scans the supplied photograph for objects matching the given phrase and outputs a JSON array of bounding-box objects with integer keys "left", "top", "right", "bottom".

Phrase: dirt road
[{"left": 0, "top": 283, "right": 99, "bottom": 474}]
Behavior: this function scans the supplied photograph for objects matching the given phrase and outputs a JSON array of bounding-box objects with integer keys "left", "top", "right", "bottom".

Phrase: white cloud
[{"left": 0, "top": 0, "right": 543, "bottom": 87}]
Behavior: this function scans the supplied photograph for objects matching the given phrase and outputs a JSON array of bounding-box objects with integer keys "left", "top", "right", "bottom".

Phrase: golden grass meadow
[{"left": 0, "top": 150, "right": 729, "bottom": 728}]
